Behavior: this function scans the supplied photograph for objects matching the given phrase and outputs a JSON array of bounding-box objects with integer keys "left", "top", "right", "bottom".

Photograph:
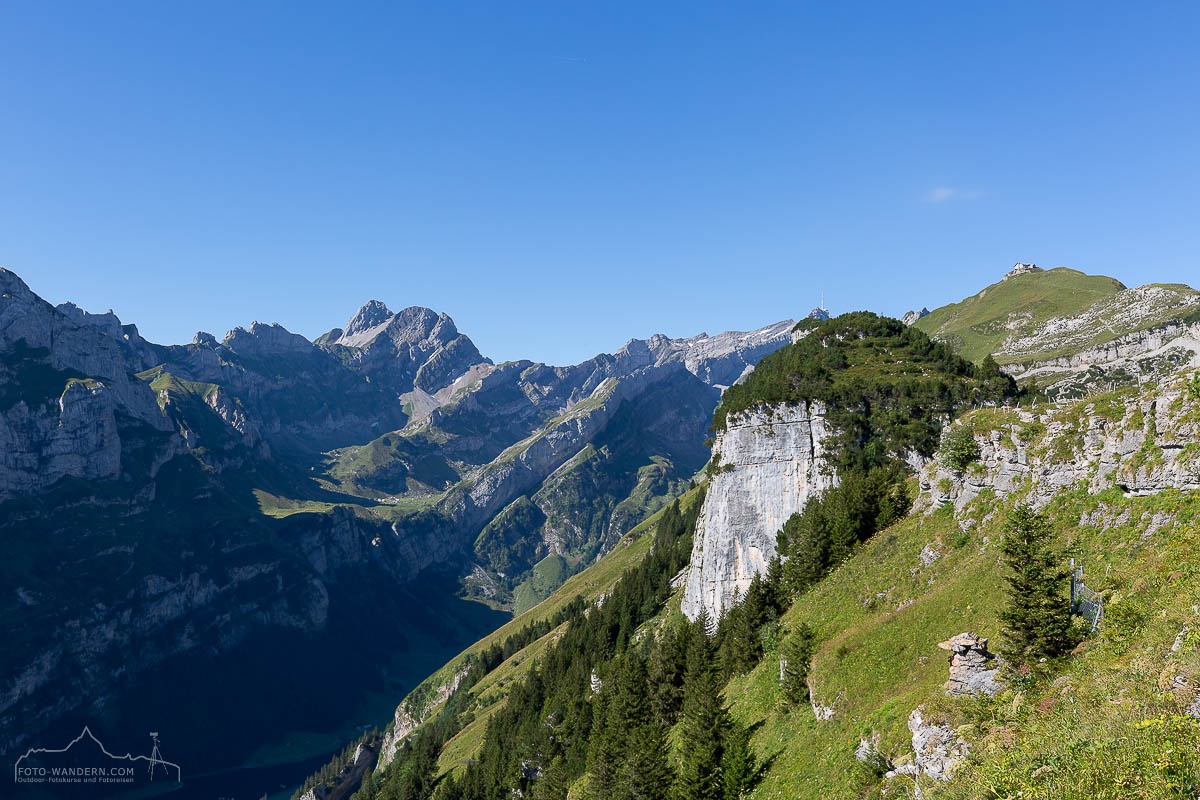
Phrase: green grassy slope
[
  {"left": 913, "top": 268, "right": 1126, "bottom": 364},
  {"left": 723, "top": 485, "right": 1200, "bottom": 798}
]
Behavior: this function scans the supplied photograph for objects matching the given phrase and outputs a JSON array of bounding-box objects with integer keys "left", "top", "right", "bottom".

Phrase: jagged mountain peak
[
  {"left": 807, "top": 306, "right": 831, "bottom": 321},
  {"left": 335, "top": 303, "right": 459, "bottom": 349},
  {"left": 344, "top": 299, "right": 394, "bottom": 338}
]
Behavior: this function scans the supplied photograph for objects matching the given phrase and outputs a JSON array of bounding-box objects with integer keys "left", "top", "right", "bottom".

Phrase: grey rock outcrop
[
  {"left": 938, "top": 632, "right": 1001, "bottom": 697},
  {"left": 886, "top": 709, "right": 970, "bottom": 787},
  {"left": 1003, "top": 316, "right": 1200, "bottom": 397},
  {"left": 902, "top": 307, "right": 930, "bottom": 326},
  {"left": 0, "top": 269, "right": 175, "bottom": 497},
  {"left": 378, "top": 664, "right": 471, "bottom": 768},
  {"left": 920, "top": 375, "right": 1200, "bottom": 516},
  {"left": 681, "top": 402, "right": 834, "bottom": 621}
]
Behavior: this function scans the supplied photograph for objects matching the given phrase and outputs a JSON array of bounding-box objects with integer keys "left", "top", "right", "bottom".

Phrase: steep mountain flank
[
  {"left": 1004, "top": 315, "right": 1200, "bottom": 398},
  {"left": 680, "top": 402, "right": 834, "bottom": 620},
  {"left": 912, "top": 267, "right": 1129, "bottom": 363},
  {"left": 316, "top": 315, "right": 797, "bottom": 606}
]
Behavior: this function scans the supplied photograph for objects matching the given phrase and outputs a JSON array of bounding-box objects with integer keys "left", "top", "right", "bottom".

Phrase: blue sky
[{"left": 2, "top": 2, "right": 1197, "bottom": 364}]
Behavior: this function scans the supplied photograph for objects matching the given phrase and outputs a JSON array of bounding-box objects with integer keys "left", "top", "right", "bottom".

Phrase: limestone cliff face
[
  {"left": 681, "top": 402, "right": 834, "bottom": 621},
  {"left": 919, "top": 374, "right": 1200, "bottom": 518},
  {"left": 0, "top": 380, "right": 122, "bottom": 492}
]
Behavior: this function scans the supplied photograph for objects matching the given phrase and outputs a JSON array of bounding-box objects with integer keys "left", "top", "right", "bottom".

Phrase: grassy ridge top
[{"left": 912, "top": 268, "right": 1126, "bottom": 363}]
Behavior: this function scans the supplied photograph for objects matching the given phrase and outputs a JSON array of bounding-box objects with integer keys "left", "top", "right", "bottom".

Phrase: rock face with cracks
[
  {"left": 681, "top": 401, "right": 835, "bottom": 621},
  {"left": 920, "top": 374, "right": 1200, "bottom": 518}
]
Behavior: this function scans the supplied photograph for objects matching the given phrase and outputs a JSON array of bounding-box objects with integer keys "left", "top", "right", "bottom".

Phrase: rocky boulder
[{"left": 937, "top": 632, "right": 1002, "bottom": 697}]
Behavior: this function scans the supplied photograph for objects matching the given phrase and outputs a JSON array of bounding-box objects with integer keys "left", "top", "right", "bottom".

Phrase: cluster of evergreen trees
[
  {"left": 713, "top": 312, "right": 1017, "bottom": 472},
  {"left": 776, "top": 465, "right": 911, "bottom": 596},
  {"left": 357, "top": 495, "right": 711, "bottom": 800},
  {"left": 357, "top": 478, "right": 846, "bottom": 800}
]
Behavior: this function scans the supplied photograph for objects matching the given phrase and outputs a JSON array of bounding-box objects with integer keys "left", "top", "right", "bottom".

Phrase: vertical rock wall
[{"left": 681, "top": 401, "right": 834, "bottom": 621}]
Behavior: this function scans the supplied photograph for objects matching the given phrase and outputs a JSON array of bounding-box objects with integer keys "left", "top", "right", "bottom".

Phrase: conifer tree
[
  {"left": 717, "top": 599, "right": 760, "bottom": 677},
  {"left": 587, "top": 688, "right": 621, "bottom": 799},
  {"left": 675, "top": 667, "right": 728, "bottom": 800},
  {"left": 675, "top": 616, "right": 729, "bottom": 800},
  {"left": 998, "top": 504, "right": 1076, "bottom": 665},
  {"left": 648, "top": 622, "right": 688, "bottom": 726},
  {"left": 623, "top": 718, "right": 674, "bottom": 800},
  {"left": 764, "top": 556, "right": 788, "bottom": 612},
  {"left": 781, "top": 622, "right": 817, "bottom": 707},
  {"left": 719, "top": 721, "right": 755, "bottom": 800},
  {"left": 532, "top": 756, "right": 569, "bottom": 800}
]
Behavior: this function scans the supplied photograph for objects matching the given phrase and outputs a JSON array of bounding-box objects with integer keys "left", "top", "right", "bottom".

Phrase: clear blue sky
[{"left": 2, "top": 2, "right": 1197, "bottom": 364}]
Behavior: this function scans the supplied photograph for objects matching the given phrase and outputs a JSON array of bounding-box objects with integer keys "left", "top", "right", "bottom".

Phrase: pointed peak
[{"left": 345, "top": 300, "right": 393, "bottom": 337}]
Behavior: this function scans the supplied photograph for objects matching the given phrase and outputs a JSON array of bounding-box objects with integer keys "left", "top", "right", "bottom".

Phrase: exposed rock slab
[{"left": 681, "top": 402, "right": 834, "bottom": 621}]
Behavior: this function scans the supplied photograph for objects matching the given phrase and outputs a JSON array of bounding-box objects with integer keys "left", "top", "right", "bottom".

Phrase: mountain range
[
  {"left": 4, "top": 263, "right": 1200, "bottom": 799},
  {"left": 0, "top": 266, "right": 798, "bottom": 784}
]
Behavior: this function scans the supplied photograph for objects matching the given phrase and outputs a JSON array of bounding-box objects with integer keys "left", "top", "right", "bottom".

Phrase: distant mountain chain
[{"left": 0, "top": 266, "right": 797, "bottom": 768}]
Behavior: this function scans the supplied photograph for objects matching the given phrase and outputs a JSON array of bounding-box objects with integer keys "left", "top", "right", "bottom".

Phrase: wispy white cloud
[{"left": 924, "top": 186, "right": 981, "bottom": 204}]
